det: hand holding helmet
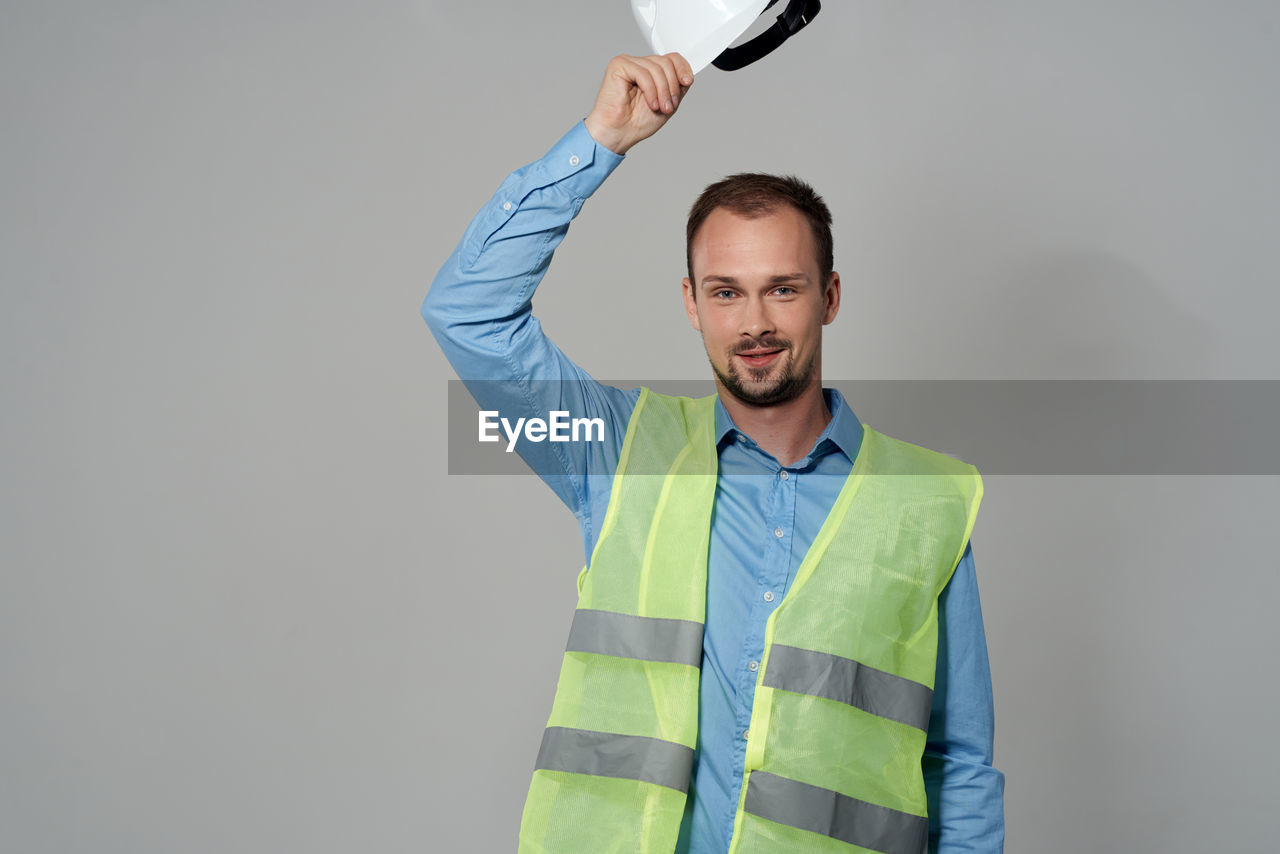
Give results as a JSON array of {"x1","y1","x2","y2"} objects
[{"x1": 583, "y1": 53, "x2": 694, "y2": 156}]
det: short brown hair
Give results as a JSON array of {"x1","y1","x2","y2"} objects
[{"x1": 686, "y1": 173, "x2": 834, "y2": 288}]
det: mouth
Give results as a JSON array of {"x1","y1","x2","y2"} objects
[{"x1": 735, "y1": 348, "x2": 785, "y2": 369}]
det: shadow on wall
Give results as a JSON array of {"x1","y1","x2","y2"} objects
[{"x1": 973, "y1": 249, "x2": 1218, "y2": 378}]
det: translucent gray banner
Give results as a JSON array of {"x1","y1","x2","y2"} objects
[{"x1": 445, "y1": 380, "x2": 1280, "y2": 475}]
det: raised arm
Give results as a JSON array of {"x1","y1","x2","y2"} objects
[{"x1": 422, "y1": 54, "x2": 694, "y2": 524}]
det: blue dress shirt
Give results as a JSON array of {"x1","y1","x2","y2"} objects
[{"x1": 423, "y1": 121, "x2": 1005, "y2": 853}]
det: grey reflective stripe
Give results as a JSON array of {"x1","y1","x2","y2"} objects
[
  {"x1": 744, "y1": 771, "x2": 928, "y2": 854},
  {"x1": 763, "y1": 644, "x2": 934, "y2": 732},
  {"x1": 534, "y1": 726, "x2": 694, "y2": 793},
  {"x1": 565, "y1": 609, "x2": 703, "y2": 667}
]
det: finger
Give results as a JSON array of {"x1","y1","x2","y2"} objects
[
  {"x1": 649, "y1": 54, "x2": 684, "y2": 109},
  {"x1": 617, "y1": 55, "x2": 661, "y2": 112},
  {"x1": 633, "y1": 55, "x2": 676, "y2": 114},
  {"x1": 669, "y1": 52, "x2": 695, "y2": 89},
  {"x1": 629, "y1": 56, "x2": 672, "y2": 113}
]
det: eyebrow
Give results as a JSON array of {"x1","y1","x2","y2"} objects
[{"x1": 700, "y1": 273, "x2": 810, "y2": 287}]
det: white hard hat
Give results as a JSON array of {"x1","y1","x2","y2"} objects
[{"x1": 631, "y1": 0, "x2": 821, "y2": 73}]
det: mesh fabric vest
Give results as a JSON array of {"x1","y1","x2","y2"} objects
[{"x1": 518, "y1": 389, "x2": 982, "y2": 854}]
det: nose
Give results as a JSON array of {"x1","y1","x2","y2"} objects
[{"x1": 741, "y1": 294, "x2": 776, "y2": 340}]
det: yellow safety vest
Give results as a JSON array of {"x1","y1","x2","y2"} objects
[{"x1": 518, "y1": 389, "x2": 982, "y2": 854}]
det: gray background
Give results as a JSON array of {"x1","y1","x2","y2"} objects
[{"x1": 3, "y1": 1, "x2": 1277, "y2": 851}]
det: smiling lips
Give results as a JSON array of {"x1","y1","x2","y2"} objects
[{"x1": 735, "y1": 348, "x2": 785, "y2": 368}]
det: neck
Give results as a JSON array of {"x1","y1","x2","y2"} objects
[{"x1": 717, "y1": 379, "x2": 832, "y2": 467}]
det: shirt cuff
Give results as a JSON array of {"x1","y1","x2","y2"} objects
[{"x1": 531, "y1": 120, "x2": 625, "y2": 200}]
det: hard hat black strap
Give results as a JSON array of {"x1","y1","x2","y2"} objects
[{"x1": 711, "y1": 0, "x2": 821, "y2": 71}]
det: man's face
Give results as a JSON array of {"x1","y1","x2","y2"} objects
[{"x1": 683, "y1": 205, "x2": 840, "y2": 406}]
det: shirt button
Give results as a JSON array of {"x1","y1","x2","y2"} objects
[
  {"x1": 773, "y1": 527, "x2": 784, "y2": 539},
  {"x1": 743, "y1": 730, "x2": 750, "y2": 740},
  {"x1": 502, "y1": 202, "x2": 512, "y2": 211},
  {"x1": 568, "y1": 154, "x2": 580, "y2": 166},
  {"x1": 779, "y1": 470, "x2": 789, "y2": 481},
  {"x1": 748, "y1": 660, "x2": 759, "y2": 672},
  {"x1": 736, "y1": 433, "x2": 747, "y2": 444},
  {"x1": 763, "y1": 591, "x2": 775, "y2": 603}
]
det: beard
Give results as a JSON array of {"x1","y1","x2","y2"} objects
[{"x1": 712, "y1": 335, "x2": 817, "y2": 406}]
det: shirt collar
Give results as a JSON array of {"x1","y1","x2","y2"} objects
[{"x1": 714, "y1": 388, "x2": 864, "y2": 465}]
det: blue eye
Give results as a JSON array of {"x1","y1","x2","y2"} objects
[{"x1": 713, "y1": 289, "x2": 736, "y2": 300}]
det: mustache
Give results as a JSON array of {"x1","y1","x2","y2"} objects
[{"x1": 731, "y1": 336, "x2": 792, "y2": 356}]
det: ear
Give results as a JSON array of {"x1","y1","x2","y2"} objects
[
  {"x1": 682, "y1": 277, "x2": 702, "y2": 332},
  {"x1": 822, "y1": 271, "x2": 841, "y2": 325}
]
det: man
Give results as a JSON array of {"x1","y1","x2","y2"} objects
[{"x1": 424, "y1": 54, "x2": 1004, "y2": 853}]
